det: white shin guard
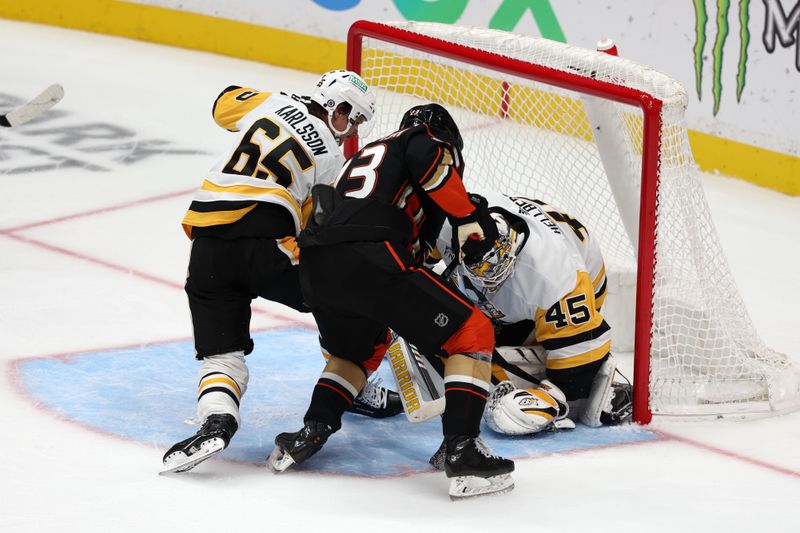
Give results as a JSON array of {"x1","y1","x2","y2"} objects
[{"x1": 196, "y1": 350, "x2": 249, "y2": 426}]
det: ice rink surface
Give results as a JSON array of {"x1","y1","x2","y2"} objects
[{"x1": 1, "y1": 19, "x2": 799, "y2": 533}]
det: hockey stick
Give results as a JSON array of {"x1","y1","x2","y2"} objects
[
  {"x1": 0, "y1": 84, "x2": 64, "y2": 128},
  {"x1": 386, "y1": 332, "x2": 445, "y2": 422},
  {"x1": 491, "y1": 347, "x2": 542, "y2": 386},
  {"x1": 441, "y1": 255, "x2": 460, "y2": 279}
]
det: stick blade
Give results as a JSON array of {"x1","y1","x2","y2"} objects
[{"x1": 4, "y1": 84, "x2": 64, "y2": 127}]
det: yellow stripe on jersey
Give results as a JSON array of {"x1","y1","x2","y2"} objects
[
  {"x1": 593, "y1": 264, "x2": 607, "y2": 309},
  {"x1": 199, "y1": 179, "x2": 286, "y2": 197},
  {"x1": 544, "y1": 340, "x2": 611, "y2": 370},
  {"x1": 300, "y1": 196, "x2": 314, "y2": 230},
  {"x1": 182, "y1": 203, "x2": 257, "y2": 236},
  {"x1": 534, "y1": 271, "x2": 611, "y2": 370},
  {"x1": 592, "y1": 265, "x2": 606, "y2": 292},
  {"x1": 535, "y1": 272, "x2": 604, "y2": 340},
  {"x1": 213, "y1": 87, "x2": 271, "y2": 132},
  {"x1": 194, "y1": 179, "x2": 301, "y2": 221},
  {"x1": 277, "y1": 236, "x2": 300, "y2": 265}
]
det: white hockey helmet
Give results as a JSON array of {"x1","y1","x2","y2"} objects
[
  {"x1": 461, "y1": 212, "x2": 524, "y2": 291},
  {"x1": 311, "y1": 69, "x2": 376, "y2": 140}
]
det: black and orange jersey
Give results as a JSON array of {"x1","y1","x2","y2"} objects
[
  {"x1": 334, "y1": 125, "x2": 475, "y2": 262},
  {"x1": 182, "y1": 87, "x2": 344, "y2": 240}
]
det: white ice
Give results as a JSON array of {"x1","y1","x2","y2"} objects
[{"x1": 1, "y1": 19, "x2": 799, "y2": 533}]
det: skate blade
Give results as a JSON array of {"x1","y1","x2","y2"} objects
[
  {"x1": 449, "y1": 474, "x2": 515, "y2": 501},
  {"x1": 159, "y1": 438, "x2": 225, "y2": 475},
  {"x1": 265, "y1": 446, "x2": 296, "y2": 473}
]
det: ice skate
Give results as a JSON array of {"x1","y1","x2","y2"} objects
[
  {"x1": 600, "y1": 382, "x2": 633, "y2": 425},
  {"x1": 428, "y1": 438, "x2": 446, "y2": 471},
  {"x1": 266, "y1": 420, "x2": 334, "y2": 473},
  {"x1": 348, "y1": 377, "x2": 403, "y2": 418},
  {"x1": 160, "y1": 413, "x2": 238, "y2": 474},
  {"x1": 444, "y1": 435, "x2": 515, "y2": 500}
]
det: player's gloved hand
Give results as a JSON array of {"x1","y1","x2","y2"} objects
[
  {"x1": 451, "y1": 193, "x2": 498, "y2": 264},
  {"x1": 456, "y1": 221, "x2": 485, "y2": 258}
]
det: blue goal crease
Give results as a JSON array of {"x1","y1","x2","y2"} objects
[{"x1": 15, "y1": 327, "x2": 659, "y2": 478}]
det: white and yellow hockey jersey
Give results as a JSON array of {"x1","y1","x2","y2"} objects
[
  {"x1": 436, "y1": 190, "x2": 610, "y2": 375},
  {"x1": 182, "y1": 87, "x2": 345, "y2": 241}
]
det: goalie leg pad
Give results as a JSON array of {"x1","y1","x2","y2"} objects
[
  {"x1": 579, "y1": 354, "x2": 616, "y2": 427},
  {"x1": 387, "y1": 334, "x2": 446, "y2": 423}
]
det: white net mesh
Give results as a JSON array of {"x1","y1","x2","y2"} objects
[{"x1": 352, "y1": 21, "x2": 800, "y2": 419}]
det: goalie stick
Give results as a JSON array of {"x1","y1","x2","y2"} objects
[
  {"x1": 387, "y1": 333, "x2": 445, "y2": 422},
  {"x1": 0, "y1": 84, "x2": 64, "y2": 128}
]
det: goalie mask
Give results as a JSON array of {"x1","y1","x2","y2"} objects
[
  {"x1": 461, "y1": 212, "x2": 524, "y2": 292},
  {"x1": 399, "y1": 103, "x2": 463, "y2": 151},
  {"x1": 311, "y1": 69, "x2": 376, "y2": 140}
]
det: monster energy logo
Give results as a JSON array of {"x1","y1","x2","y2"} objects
[{"x1": 694, "y1": 0, "x2": 800, "y2": 115}]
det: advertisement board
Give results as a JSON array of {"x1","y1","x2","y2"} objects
[{"x1": 2, "y1": 0, "x2": 798, "y2": 191}]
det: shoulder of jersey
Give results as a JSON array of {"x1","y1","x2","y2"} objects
[
  {"x1": 372, "y1": 124, "x2": 444, "y2": 146},
  {"x1": 212, "y1": 86, "x2": 272, "y2": 132},
  {"x1": 482, "y1": 191, "x2": 582, "y2": 266}
]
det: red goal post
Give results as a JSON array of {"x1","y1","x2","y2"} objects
[{"x1": 345, "y1": 20, "x2": 800, "y2": 423}]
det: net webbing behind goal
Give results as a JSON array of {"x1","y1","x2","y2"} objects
[{"x1": 346, "y1": 20, "x2": 800, "y2": 422}]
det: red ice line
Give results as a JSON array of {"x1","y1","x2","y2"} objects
[
  {"x1": 0, "y1": 188, "x2": 308, "y2": 325},
  {"x1": 5, "y1": 188, "x2": 799, "y2": 481},
  {"x1": 654, "y1": 429, "x2": 800, "y2": 479}
]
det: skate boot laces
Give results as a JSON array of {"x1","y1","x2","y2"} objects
[
  {"x1": 473, "y1": 436, "x2": 502, "y2": 460},
  {"x1": 358, "y1": 377, "x2": 390, "y2": 408},
  {"x1": 448, "y1": 435, "x2": 501, "y2": 462}
]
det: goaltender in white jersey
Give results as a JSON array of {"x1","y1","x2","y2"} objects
[{"x1": 434, "y1": 189, "x2": 630, "y2": 436}]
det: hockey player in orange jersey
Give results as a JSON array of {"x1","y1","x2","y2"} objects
[{"x1": 266, "y1": 104, "x2": 516, "y2": 500}]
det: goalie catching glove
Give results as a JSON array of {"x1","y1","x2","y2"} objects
[{"x1": 484, "y1": 380, "x2": 574, "y2": 435}]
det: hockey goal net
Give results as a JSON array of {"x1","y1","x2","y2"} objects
[{"x1": 346, "y1": 20, "x2": 800, "y2": 423}]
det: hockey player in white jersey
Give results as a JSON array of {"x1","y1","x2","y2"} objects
[
  {"x1": 161, "y1": 70, "x2": 396, "y2": 474},
  {"x1": 433, "y1": 190, "x2": 631, "y2": 437}
]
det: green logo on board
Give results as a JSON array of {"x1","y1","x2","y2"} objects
[
  {"x1": 693, "y1": 0, "x2": 800, "y2": 115},
  {"x1": 349, "y1": 74, "x2": 369, "y2": 93}
]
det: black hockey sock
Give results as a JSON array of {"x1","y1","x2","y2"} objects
[
  {"x1": 303, "y1": 377, "x2": 355, "y2": 431},
  {"x1": 442, "y1": 388, "x2": 487, "y2": 438}
]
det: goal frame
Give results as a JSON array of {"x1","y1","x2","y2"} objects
[{"x1": 346, "y1": 20, "x2": 664, "y2": 424}]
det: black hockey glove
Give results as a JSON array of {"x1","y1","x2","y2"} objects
[{"x1": 449, "y1": 193, "x2": 498, "y2": 267}]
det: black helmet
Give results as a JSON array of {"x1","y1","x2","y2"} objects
[{"x1": 399, "y1": 103, "x2": 463, "y2": 151}]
